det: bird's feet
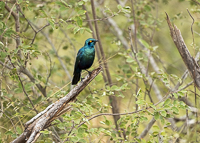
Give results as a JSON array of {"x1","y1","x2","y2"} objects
[
  {"x1": 85, "y1": 69, "x2": 92, "y2": 76},
  {"x1": 81, "y1": 77, "x2": 84, "y2": 81}
]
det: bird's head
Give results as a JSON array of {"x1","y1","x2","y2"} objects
[{"x1": 84, "y1": 38, "x2": 98, "y2": 47}]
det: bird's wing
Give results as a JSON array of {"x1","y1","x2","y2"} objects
[{"x1": 73, "y1": 47, "x2": 84, "y2": 74}]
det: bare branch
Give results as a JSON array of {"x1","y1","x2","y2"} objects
[
  {"x1": 166, "y1": 13, "x2": 200, "y2": 91},
  {"x1": 11, "y1": 67, "x2": 102, "y2": 143},
  {"x1": 138, "y1": 117, "x2": 156, "y2": 139}
]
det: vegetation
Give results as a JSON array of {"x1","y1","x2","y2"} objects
[{"x1": 0, "y1": 0, "x2": 200, "y2": 142}]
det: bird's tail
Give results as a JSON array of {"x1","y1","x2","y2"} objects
[{"x1": 72, "y1": 72, "x2": 81, "y2": 85}]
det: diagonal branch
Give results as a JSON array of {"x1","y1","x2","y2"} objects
[
  {"x1": 138, "y1": 117, "x2": 156, "y2": 139},
  {"x1": 11, "y1": 67, "x2": 102, "y2": 143},
  {"x1": 19, "y1": 66, "x2": 47, "y2": 97},
  {"x1": 166, "y1": 13, "x2": 200, "y2": 91},
  {"x1": 0, "y1": 60, "x2": 47, "y2": 97}
]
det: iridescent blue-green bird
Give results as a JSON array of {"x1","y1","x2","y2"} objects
[{"x1": 72, "y1": 38, "x2": 98, "y2": 85}]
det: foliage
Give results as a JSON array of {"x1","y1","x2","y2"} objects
[{"x1": 0, "y1": 0, "x2": 200, "y2": 142}]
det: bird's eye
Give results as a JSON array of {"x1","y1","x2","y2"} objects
[{"x1": 90, "y1": 40, "x2": 92, "y2": 43}]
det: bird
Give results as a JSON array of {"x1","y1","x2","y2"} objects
[{"x1": 72, "y1": 38, "x2": 98, "y2": 85}]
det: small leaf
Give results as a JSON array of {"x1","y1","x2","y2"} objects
[
  {"x1": 117, "y1": 5, "x2": 122, "y2": 10},
  {"x1": 39, "y1": 9, "x2": 48, "y2": 17},
  {"x1": 78, "y1": 1, "x2": 84, "y2": 5},
  {"x1": 144, "y1": 5, "x2": 151, "y2": 11},
  {"x1": 40, "y1": 130, "x2": 51, "y2": 135},
  {"x1": 160, "y1": 111, "x2": 167, "y2": 117},
  {"x1": 48, "y1": 19, "x2": 55, "y2": 29},
  {"x1": 73, "y1": 27, "x2": 80, "y2": 34},
  {"x1": 78, "y1": 128, "x2": 84, "y2": 134},
  {"x1": 78, "y1": 10, "x2": 86, "y2": 15},
  {"x1": 56, "y1": 0, "x2": 72, "y2": 8},
  {"x1": 154, "y1": 112, "x2": 159, "y2": 120},
  {"x1": 5, "y1": 130, "x2": 13, "y2": 135},
  {"x1": 152, "y1": 131, "x2": 159, "y2": 137},
  {"x1": 164, "y1": 98, "x2": 171, "y2": 105},
  {"x1": 172, "y1": 107, "x2": 179, "y2": 113},
  {"x1": 84, "y1": 28, "x2": 92, "y2": 33},
  {"x1": 63, "y1": 45, "x2": 68, "y2": 50},
  {"x1": 76, "y1": 17, "x2": 82, "y2": 27},
  {"x1": 66, "y1": 24, "x2": 74, "y2": 29},
  {"x1": 16, "y1": 126, "x2": 22, "y2": 134},
  {"x1": 0, "y1": 1, "x2": 5, "y2": 10},
  {"x1": 139, "y1": 39, "x2": 150, "y2": 49},
  {"x1": 173, "y1": 93, "x2": 178, "y2": 99},
  {"x1": 126, "y1": 57, "x2": 134, "y2": 63},
  {"x1": 150, "y1": 104, "x2": 156, "y2": 110},
  {"x1": 0, "y1": 51, "x2": 7, "y2": 59},
  {"x1": 71, "y1": 136, "x2": 79, "y2": 142}
]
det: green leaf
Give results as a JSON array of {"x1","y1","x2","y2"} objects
[
  {"x1": 79, "y1": 139, "x2": 87, "y2": 143},
  {"x1": 111, "y1": 85, "x2": 120, "y2": 91},
  {"x1": 78, "y1": 128, "x2": 85, "y2": 134},
  {"x1": 16, "y1": 126, "x2": 22, "y2": 134},
  {"x1": 80, "y1": 28, "x2": 84, "y2": 34},
  {"x1": 71, "y1": 136, "x2": 79, "y2": 142},
  {"x1": 144, "y1": 5, "x2": 151, "y2": 11},
  {"x1": 150, "y1": 104, "x2": 156, "y2": 110},
  {"x1": 160, "y1": 116, "x2": 165, "y2": 124},
  {"x1": 173, "y1": 93, "x2": 178, "y2": 99},
  {"x1": 17, "y1": 0, "x2": 23, "y2": 4},
  {"x1": 152, "y1": 46, "x2": 158, "y2": 51},
  {"x1": 73, "y1": 27, "x2": 80, "y2": 34},
  {"x1": 126, "y1": 57, "x2": 134, "y2": 63},
  {"x1": 0, "y1": 2, "x2": 5, "y2": 10},
  {"x1": 4, "y1": 28, "x2": 15, "y2": 37},
  {"x1": 117, "y1": 5, "x2": 122, "y2": 10},
  {"x1": 78, "y1": 10, "x2": 86, "y2": 15},
  {"x1": 105, "y1": 119, "x2": 111, "y2": 126},
  {"x1": 172, "y1": 107, "x2": 179, "y2": 113},
  {"x1": 160, "y1": 111, "x2": 167, "y2": 117},
  {"x1": 136, "y1": 99, "x2": 145, "y2": 105},
  {"x1": 76, "y1": 16, "x2": 82, "y2": 27},
  {"x1": 139, "y1": 39, "x2": 150, "y2": 49},
  {"x1": 164, "y1": 98, "x2": 171, "y2": 105},
  {"x1": 152, "y1": 125, "x2": 160, "y2": 131},
  {"x1": 154, "y1": 112, "x2": 159, "y2": 120},
  {"x1": 67, "y1": 24, "x2": 74, "y2": 29},
  {"x1": 63, "y1": 45, "x2": 68, "y2": 50},
  {"x1": 5, "y1": 130, "x2": 13, "y2": 135},
  {"x1": 84, "y1": 28, "x2": 92, "y2": 33},
  {"x1": 78, "y1": 1, "x2": 84, "y2": 5},
  {"x1": 122, "y1": 7, "x2": 131, "y2": 14},
  {"x1": 0, "y1": 51, "x2": 7, "y2": 59},
  {"x1": 152, "y1": 131, "x2": 159, "y2": 137},
  {"x1": 40, "y1": 130, "x2": 51, "y2": 134},
  {"x1": 39, "y1": 9, "x2": 48, "y2": 18}
]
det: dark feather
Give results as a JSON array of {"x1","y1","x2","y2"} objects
[{"x1": 72, "y1": 72, "x2": 81, "y2": 85}]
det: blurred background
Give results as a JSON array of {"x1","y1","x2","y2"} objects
[{"x1": 0, "y1": 0, "x2": 200, "y2": 142}]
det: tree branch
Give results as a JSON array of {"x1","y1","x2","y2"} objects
[
  {"x1": 11, "y1": 67, "x2": 102, "y2": 143},
  {"x1": 138, "y1": 117, "x2": 156, "y2": 139},
  {"x1": 166, "y1": 13, "x2": 200, "y2": 91}
]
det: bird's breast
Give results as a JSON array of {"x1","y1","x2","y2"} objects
[
  {"x1": 84, "y1": 48, "x2": 95, "y2": 56},
  {"x1": 78, "y1": 48, "x2": 95, "y2": 70}
]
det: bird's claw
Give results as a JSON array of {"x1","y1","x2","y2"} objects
[{"x1": 85, "y1": 69, "x2": 92, "y2": 76}]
